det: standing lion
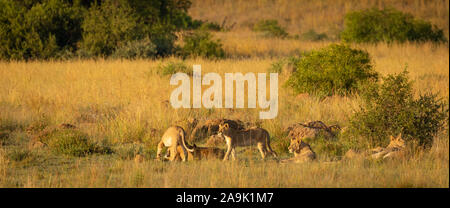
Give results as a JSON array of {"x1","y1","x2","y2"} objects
[{"x1": 217, "y1": 123, "x2": 277, "y2": 161}]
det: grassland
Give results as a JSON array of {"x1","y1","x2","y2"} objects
[{"x1": 0, "y1": 0, "x2": 449, "y2": 187}]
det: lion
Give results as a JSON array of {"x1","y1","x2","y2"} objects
[
  {"x1": 156, "y1": 126, "x2": 194, "y2": 162},
  {"x1": 371, "y1": 134, "x2": 406, "y2": 159},
  {"x1": 281, "y1": 137, "x2": 316, "y2": 163},
  {"x1": 217, "y1": 123, "x2": 277, "y2": 161},
  {"x1": 170, "y1": 145, "x2": 225, "y2": 161}
]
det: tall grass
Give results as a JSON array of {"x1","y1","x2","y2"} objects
[
  {"x1": 0, "y1": 41, "x2": 448, "y2": 187},
  {"x1": 0, "y1": 0, "x2": 448, "y2": 187},
  {"x1": 189, "y1": 0, "x2": 449, "y2": 37}
]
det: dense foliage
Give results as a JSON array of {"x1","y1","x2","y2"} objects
[
  {"x1": 252, "y1": 19, "x2": 289, "y2": 38},
  {"x1": 0, "y1": 0, "x2": 213, "y2": 60},
  {"x1": 349, "y1": 71, "x2": 448, "y2": 148},
  {"x1": 341, "y1": 8, "x2": 447, "y2": 44},
  {"x1": 285, "y1": 44, "x2": 378, "y2": 97}
]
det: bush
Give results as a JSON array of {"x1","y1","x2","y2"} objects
[
  {"x1": 0, "y1": 0, "x2": 84, "y2": 60},
  {"x1": 112, "y1": 38, "x2": 157, "y2": 59},
  {"x1": 285, "y1": 44, "x2": 378, "y2": 97},
  {"x1": 252, "y1": 19, "x2": 289, "y2": 38},
  {"x1": 303, "y1": 136, "x2": 345, "y2": 158},
  {"x1": 349, "y1": 70, "x2": 448, "y2": 148},
  {"x1": 200, "y1": 22, "x2": 223, "y2": 31},
  {"x1": 179, "y1": 30, "x2": 225, "y2": 59},
  {"x1": 267, "y1": 56, "x2": 301, "y2": 74},
  {"x1": 80, "y1": 0, "x2": 140, "y2": 57},
  {"x1": 157, "y1": 61, "x2": 192, "y2": 76},
  {"x1": 341, "y1": 8, "x2": 447, "y2": 44},
  {"x1": 41, "y1": 129, "x2": 108, "y2": 157},
  {"x1": 0, "y1": 0, "x2": 196, "y2": 60},
  {"x1": 7, "y1": 149, "x2": 34, "y2": 162},
  {"x1": 300, "y1": 29, "x2": 328, "y2": 41}
]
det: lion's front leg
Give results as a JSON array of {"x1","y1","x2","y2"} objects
[{"x1": 223, "y1": 145, "x2": 232, "y2": 161}]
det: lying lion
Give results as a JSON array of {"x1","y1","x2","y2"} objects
[
  {"x1": 280, "y1": 137, "x2": 316, "y2": 163},
  {"x1": 344, "y1": 134, "x2": 407, "y2": 160},
  {"x1": 370, "y1": 134, "x2": 406, "y2": 159},
  {"x1": 217, "y1": 123, "x2": 277, "y2": 161}
]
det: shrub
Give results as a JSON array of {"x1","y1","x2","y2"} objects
[
  {"x1": 285, "y1": 44, "x2": 378, "y2": 97},
  {"x1": 200, "y1": 22, "x2": 223, "y2": 31},
  {"x1": 0, "y1": 0, "x2": 196, "y2": 60},
  {"x1": 303, "y1": 136, "x2": 345, "y2": 158},
  {"x1": 341, "y1": 8, "x2": 447, "y2": 44},
  {"x1": 80, "y1": 0, "x2": 140, "y2": 57},
  {"x1": 267, "y1": 56, "x2": 301, "y2": 74},
  {"x1": 157, "y1": 61, "x2": 192, "y2": 76},
  {"x1": 179, "y1": 30, "x2": 225, "y2": 59},
  {"x1": 252, "y1": 19, "x2": 289, "y2": 38},
  {"x1": 349, "y1": 70, "x2": 448, "y2": 148},
  {"x1": 300, "y1": 29, "x2": 328, "y2": 41},
  {"x1": 7, "y1": 149, "x2": 34, "y2": 162},
  {"x1": 41, "y1": 129, "x2": 108, "y2": 157},
  {"x1": 0, "y1": 0, "x2": 84, "y2": 60},
  {"x1": 112, "y1": 38, "x2": 157, "y2": 59}
]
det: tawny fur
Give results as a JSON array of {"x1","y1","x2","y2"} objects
[
  {"x1": 217, "y1": 123, "x2": 277, "y2": 161},
  {"x1": 281, "y1": 138, "x2": 316, "y2": 163},
  {"x1": 171, "y1": 145, "x2": 225, "y2": 161},
  {"x1": 370, "y1": 134, "x2": 406, "y2": 159},
  {"x1": 156, "y1": 126, "x2": 194, "y2": 162}
]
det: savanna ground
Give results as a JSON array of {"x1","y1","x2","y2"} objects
[{"x1": 0, "y1": 0, "x2": 449, "y2": 187}]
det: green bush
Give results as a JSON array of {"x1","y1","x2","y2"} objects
[
  {"x1": 80, "y1": 0, "x2": 140, "y2": 57},
  {"x1": 252, "y1": 19, "x2": 289, "y2": 38},
  {"x1": 200, "y1": 21, "x2": 223, "y2": 31},
  {"x1": 0, "y1": 0, "x2": 84, "y2": 60},
  {"x1": 349, "y1": 70, "x2": 448, "y2": 148},
  {"x1": 341, "y1": 8, "x2": 447, "y2": 44},
  {"x1": 303, "y1": 136, "x2": 345, "y2": 158},
  {"x1": 42, "y1": 129, "x2": 108, "y2": 157},
  {"x1": 7, "y1": 149, "x2": 35, "y2": 162},
  {"x1": 112, "y1": 38, "x2": 157, "y2": 59},
  {"x1": 300, "y1": 29, "x2": 328, "y2": 41},
  {"x1": 267, "y1": 56, "x2": 301, "y2": 74},
  {"x1": 0, "y1": 0, "x2": 195, "y2": 60},
  {"x1": 179, "y1": 30, "x2": 225, "y2": 59},
  {"x1": 285, "y1": 44, "x2": 378, "y2": 97},
  {"x1": 157, "y1": 61, "x2": 192, "y2": 76}
]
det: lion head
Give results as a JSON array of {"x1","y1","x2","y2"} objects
[
  {"x1": 387, "y1": 133, "x2": 406, "y2": 149},
  {"x1": 217, "y1": 123, "x2": 231, "y2": 137},
  {"x1": 288, "y1": 137, "x2": 310, "y2": 154}
]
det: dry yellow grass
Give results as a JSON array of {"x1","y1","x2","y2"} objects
[
  {"x1": 0, "y1": 0, "x2": 448, "y2": 188},
  {"x1": 2, "y1": 137, "x2": 448, "y2": 188},
  {"x1": 0, "y1": 41, "x2": 448, "y2": 187},
  {"x1": 190, "y1": 0, "x2": 450, "y2": 37}
]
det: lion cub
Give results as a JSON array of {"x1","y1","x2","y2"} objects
[
  {"x1": 217, "y1": 123, "x2": 277, "y2": 161},
  {"x1": 171, "y1": 145, "x2": 225, "y2": 161},
  {"x1": 281, "y1": 137, "x2": 316, "y2": 163}
]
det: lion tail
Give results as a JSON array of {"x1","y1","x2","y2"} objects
[{"x1": 180, "y1": 129, "x2": 194, "y2": 153}]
